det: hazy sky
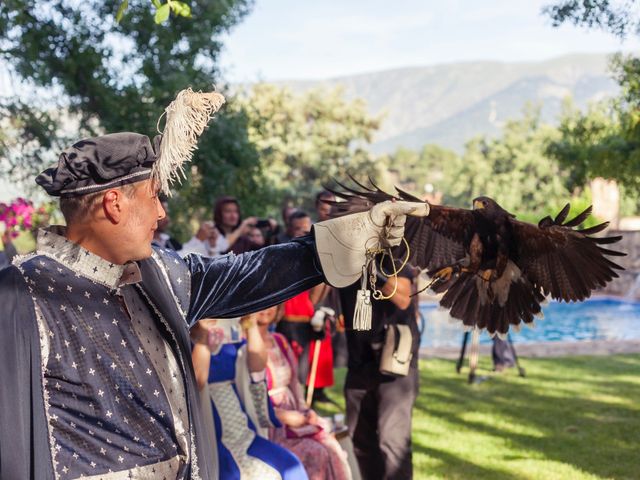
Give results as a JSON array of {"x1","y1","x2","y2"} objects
[{"x1": 219, "y1": 0, "x2": 640, "y2": 82}]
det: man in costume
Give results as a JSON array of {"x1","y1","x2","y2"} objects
[{"x1": 0, "y1": 88, "x2": 426, "y2": 479}]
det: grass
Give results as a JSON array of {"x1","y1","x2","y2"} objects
[{"x1": 315, "y1": 355, "x2": 640, "y2": 480}]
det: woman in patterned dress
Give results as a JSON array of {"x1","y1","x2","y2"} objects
[
  {"x1": 192, "y1": 316, "x2": 308, "y2": 480},
  {"x1": 257, "y1": 306, "x2": 352, "y2": 480}
]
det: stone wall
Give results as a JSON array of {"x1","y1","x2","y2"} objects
[{"x1": 599, "y1": 230, "x2": 640, "y2": 299}]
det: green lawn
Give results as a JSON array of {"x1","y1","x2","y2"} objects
[{"x1": 316, "y1": 355, "x2": 640, "y2": 480}]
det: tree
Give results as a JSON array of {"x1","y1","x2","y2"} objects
[
  {"x1": 441, "y1": 107, "x2": 585, "y2": 222},
  {"x1": 0, "y1": 0, "x2": 266, "y2": 240},
  {"x1": 234, "y1": 84, "x2": 381, "y2": 214},
  {"x1": 544, "y1": 1, "x2": 640, "y2": 198},
  {"x1": 543, "y1": 0, "x2": 640, "y2": 39}
]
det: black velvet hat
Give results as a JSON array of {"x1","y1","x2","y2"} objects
[
  {"x1": 36, "y1": 88, "x2": 226, "y2": 198},
  {"x1": 36, "y1": 133, "x2": 160, "y2": 197}
]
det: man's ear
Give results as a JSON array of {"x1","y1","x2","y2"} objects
[{"x1": 103, "y1": 189, "x2": 123, "y2": 224}]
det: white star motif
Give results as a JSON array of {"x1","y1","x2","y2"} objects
[
  {"x1": 89, "y1": 368, "x2": 95, "y2": 375},
  {"x1": 48, "y1": 330, "x2": 54, "y2": 338},
  {"x1": 80, "y1": 346, "x2": 86, "y2": 354},
  {"x1": 120, "y1": 339, "x2": 127, "y2": 348},
  {"x1": 115, "y1": 396, "x2": 120, "y2": 404},
  {"x1": 96, "y1": 353, "x2": 101, "y2": 360},
  {"x1": 67, "y1": 285, "x2": 72, "y2": 292},
  {"x1": 146, "y1": 368, "x2": 152, "y2": 375},
  {"x1": 55, "y1": 353, "x2": 61, "y2": 361},
  {"x1": 176, "y1": 277, "x2": 182, "y2": 284},
  {"x1": 106, "y1": 410, "x2": 112, "y2": 418},
  {"x1": 100, "y1": 447, "x2": 106, "y2": 455},
  {"x1": 94, "y1": 312, "x2": 101, "y2": 319},
  {"x1": 90, "y1": 461, "x2": 96, "y2": 468},
  {"x1": 124, "y1": 446, "x2": 129, "y2": 452},
  {"x1": 77, "y1": 305, "x2": 83, "y2": 312},
  {"x1": 51, "y1": 414, "x2": 58, "y2": 421},
  {"x1": 137, "y1": 347, "x2": 144, "y2": 355},
  {"x1": 35, "y1": 268, "x2": 41, "y2": 274},
  {"x1": 127, "y1": 393, "x2": 133, "y2": 399},
  {"x1": 159, "y1": 411, "x2": 165, "y2": 418},
  {"x1": 62, "y1": 466, "x2": 68, "y2": 474},
  {"x1": 150, "y1": 441, "x2": 155, "y2": 448},
  {"x1": 103, "y1": 298, "x2": 109, "y2": 305},
  {"x1": 98, "y1": 389, "x2": 104, "y2": 397},
  {"x1": 84, "y1": 291, "x2": 91, "y2": 298},
  {"x1": 71, "y1": 362, "x2": 77, "y2": 369},
  {"x1": 59, "y1": 305, "x2": 67, "y2": 312},
  {"x1": 71, "y1": 325, "x2": 78, "y2": 332},
  {"x1": 149, "y1": 416, "x2": 156, "y2": 424},
  {"x1": 70, "y1": 422, "x2": 76, "y2": 428},
  {"x1": 153, "y1": 390, "x2": 159, "y2": 397},
  {"x1": 106, "y1": 438, "x2": 112, "y2": 444},
  {"x1": 55, "y1": 382, "x2": 61, "y2": 390},
  {"x1": 64, "y1": 340, "x2": 70, "y2": 348},
  {"x1": 47, "y1": 286, "x2": 54, "y2": 292},
  {"x1": 110, "y1": 362, "x2": 117, "y2": 370},
  {"x1": 89, "y1": 430, "x2": 94, "y2": 436},
  {"x1": 129, "y1": 361, "x2": 135, "y2": 368},
  {"x1": 104, "y1": 332, "x2": 110, "y2": 340},
  {"x1": 118, "y1": 455, "x2": 124, "y2": 463},
  {"x1": 134, "y1": 436, "x2": 139, "y2": 442},
  {"x1": 112, "y1": 319, "x2": 119, "y2": 326},
  {"x1": 72, "y1": 452, "x2": 79, "y2": 460}
]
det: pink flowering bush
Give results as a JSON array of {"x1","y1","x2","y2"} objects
[{"x1": 0, "y1": 198, "x2": 53, "y2": 238}]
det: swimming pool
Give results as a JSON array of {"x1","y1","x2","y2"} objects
[{"x1": 418, "y1": 298, "x2": 640, "y2": 348}]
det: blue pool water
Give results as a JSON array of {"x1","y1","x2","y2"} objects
[{"x1": 419, "y1": 298, "x2": 640, "y2": 348}]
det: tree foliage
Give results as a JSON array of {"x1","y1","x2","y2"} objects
[
  {"x1": 544, "y1": 2, "x2": 640, "y2": 200},
  {"x1": 380, "y1": 108, "x2": 595, "y2": 222},
  {"x1": 0, "y1": 0, "x2": 267, "y2": 237},
  {"x1": 543, "y1": 0, "x2": 640, "y2": 38},
  {"x1": 234, "y1": 84, "x2": 381, "y2": 214}
]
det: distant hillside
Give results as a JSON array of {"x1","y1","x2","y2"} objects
[{"x1": 269, "y1": 53, "x2": 620, "y2": 153}]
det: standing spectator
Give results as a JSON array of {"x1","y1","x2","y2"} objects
[
  {"x1": 339, "y1": 259, "x2": 420, "y2": 480},
  {"x1": 275, "y1": 205, "x2": 300, "y2": 244},
  {"x1": 314, "y1": 191, "x2": 348, "y2": 369},
  {"x1": 492, "y1": 337, "x2": 516, "y2": 372},
  {"x1": 181, "y1": 196, "x2": 256, "y2": 256},
  {"x1": 152, "y1": 199, "x2": 182, "y2": 251},
  {"x1": 314, "y1": 191, "x2": 334, "y2": 222}
]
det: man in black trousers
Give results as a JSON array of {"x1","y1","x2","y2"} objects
[{"x1": 339, "y1": 261, "x2": 420, "y2": 480}]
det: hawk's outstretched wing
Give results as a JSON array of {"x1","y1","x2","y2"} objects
[{"x1": 510, "y1": 205, "x2": 625, "y2": 302}]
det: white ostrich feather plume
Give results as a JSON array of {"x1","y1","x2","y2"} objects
[{"x1": 154, "y1": 88, "x2": 226, "y2": 195}]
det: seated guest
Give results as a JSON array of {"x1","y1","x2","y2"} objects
[
  {"x1": 192, "y1": 315, "x2": 308, "y2": 480},
  {"x1": 256, "y1": 306, "x2": 352, "y2": 480}
]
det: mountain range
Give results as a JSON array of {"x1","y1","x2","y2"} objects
[{"x1": 271, "y1": 53, "x2": 621, "y2": 154}]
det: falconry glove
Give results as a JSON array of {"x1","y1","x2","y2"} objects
[{"x1": 314, "y1": 200, "x2": 429, "y2": 288}]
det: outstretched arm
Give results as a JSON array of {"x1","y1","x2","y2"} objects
[{"x1": 185, "y1": 235, "x2": 323, "y2": 326}]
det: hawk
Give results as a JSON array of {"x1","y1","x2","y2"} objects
[{"x1": 327, "y1": 179, "x2": 625, "y2": 336}]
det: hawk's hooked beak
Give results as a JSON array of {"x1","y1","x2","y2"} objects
[{"x1": 473, "y1": 200, "x2": 484, "y2": 210}]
